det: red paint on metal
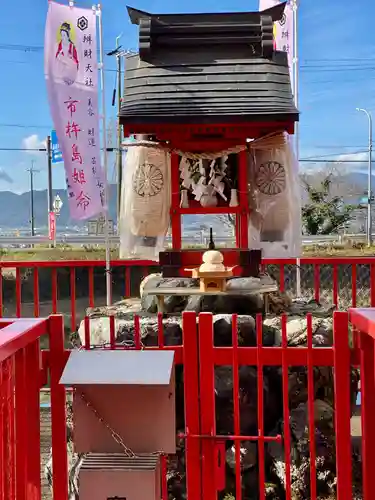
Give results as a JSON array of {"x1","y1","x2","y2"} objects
[
  {"x1": 125, "y1": 266, "x2": 131, "y2": 297},
  {"x1": 333, "y1": 311, "x2": 352, "y2": 498},
  {"x1": 134, "y1": 314, "x2": 141, "y2": 350},
  {"x1": 231, "y1": 314, "x2": 242, "y2": 500},
  {"x1": 358, "y1": 322, "x2": 375, "y2": 499},
  {"x1": 332, "y1": 264, "x2": 338, "y2": 307},
  {"x1": 238, "y1": 150, "x2": 249, "y2": 249},
  {"x1": 16, "y1": 268, "x2": 21, "y2": 318},
  {"x1": 214, "y1": 440, "x2": 226, "y2": 492},
  {"x1": 84, "y1": 316, "x2": 90, "y2": 350},
  {"x1": 70, "y1": 268, "x2": 76, "y2": 333},
  {"x1": 314, "y1": 264, "x2": 320, "y2": 302},
  {"x1": 33, "y1": 268, "x2": 40, "y2": 318},
  {"x1": 49, "y1": 315, "x2": 68, "y2": 500},
  {"x1": 371, "y1": 264, "x2": 375, "y2": 306},
  {"x1": 25, "y1": 340, "x2": 41, "y2": 499},
  {"x1": 182, "y1": 312, "x2": 201, "y2": 500},
  {"x1": 350, "y1": 308, "x2": 375, "y2": 340},
  {"x1": 0, "y1": 270, "x2": 3, "y2": 318},
  {"x1": 88, "y1": 266, "x2": 95, "y2": 308},
  {"x1": 256, "y1": 314, "x2": 265, "y2": 500},
  {"x1": 281, "y1": 314, "x2": 292, "y2": 497},
  {"x1": 51, "y1": 268, "x2": 58, "y2": 314},
  {"x1": 15, "y1": 348, "x2": 27, "y2": 499},
  {"x1": 3, "y1": 283, "x2": 375, "y2": 498},
  {"x1": 160, "y1": 454, "x2": 168, "y2": 500},
  {"x1": 122, "y1": 122, "x2": 295, "y2": 149},
  {"x1": 170, "y1": 153, "x2": 182, "y2": 250},
  {"x1": 157, "y1": 312, "x2": 164, "y2": 347},
  {"x1": 307, "y1": 314, "x2": 317, "y2": 499},
  {"x1": 109, "y1": 315, "x2": 116, "y2": 349},
  {"x1": 351, "y1": 264, "x2": 357, "y2": 308},
  {"x1": 198, "y1": 313, "x2": 216, "y2": 500}
]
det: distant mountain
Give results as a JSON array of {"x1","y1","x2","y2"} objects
[
  {"x1": 0, "y1": 185, "x2": 118, "y2": 229},
  {"x1": 0, "y1": 171, "x2": 372, "y2": 230}
]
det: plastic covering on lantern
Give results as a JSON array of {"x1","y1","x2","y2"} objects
[
  {"x1": 119, "y1": 145, "x2": 171, "y2": 261},
  {"x1": 247, "y1": 132, "x2": 302, "y2": 258}
]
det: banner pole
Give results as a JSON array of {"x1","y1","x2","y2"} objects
[
  {"x1": 293, "y1": 0, "x2": 301, "y2": 298},
  {"x1": 97, "y1": 3, "x2": 112, "y2": 306}
]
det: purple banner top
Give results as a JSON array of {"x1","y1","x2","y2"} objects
[{"x1": 44, "y1": 1, "x2": 107, "y2": 220}]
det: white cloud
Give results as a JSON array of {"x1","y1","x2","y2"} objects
[
  {"x1": 332, "y1": 152, "x2": 369, "y2": 174},
  {"x1": 0, "y1": 168, "x2": 13, "y2": 184},
  {"x1": 22, "y1": 134, "x2": 47, "y2": 155},
  {"x1": 300, "y1": 151, "x2": 369, "y2": 176}
]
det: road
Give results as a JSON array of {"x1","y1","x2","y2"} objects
[{"x1": 0, "y1": 233, "x2": 372, "y2": 247}]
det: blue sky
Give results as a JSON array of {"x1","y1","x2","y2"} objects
[{"x1": 0, "y1": 0, "x2": 374, "y2": 192}]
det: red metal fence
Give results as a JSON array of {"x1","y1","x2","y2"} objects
[
  {"x1": 2, "y1": 257, "x2": 375, "y2": 330},
  {"x1": 0, "y1": 309, "x2": 372, "y2": 499}
]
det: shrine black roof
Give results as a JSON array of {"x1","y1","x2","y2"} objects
[{"x1": 119, "y1": 4, "x2": 299, "y2": 126}]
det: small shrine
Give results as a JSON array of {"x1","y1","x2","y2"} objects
[
  {"x1": 118, "y1": 2, "x2": 301, "y2": 269},
  {"x1": 188, "y1": 249, "x2": 234, "y2": 292}
]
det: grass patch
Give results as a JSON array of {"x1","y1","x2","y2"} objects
[{"x1": 0, "y1": 241, "x2": 375, "y2": 261}]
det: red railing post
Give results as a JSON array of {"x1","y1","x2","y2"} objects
[
  {"x1": 198, "y1": 313, "x2": 216, "y2": 500},
  {"x1": 14, "y1": 348, "x2": 27, "y2": 500},
  {"x1": 2, "y1": 358, "x2": 15, "y2": 500},
  {"x1": 49, "y1": 314, "x2": 68, "y2": 500},
  {"x1": 359, "y1": 328, "x2": 375, "y2": 498},
  {"x1": 25, "y1": 340, "x2": 41, "y2": 500},
  {"x1": 182, "y1": 312, "x2": 202, "y2": 500},
  {"x1": 333, "y1": 311, "x2": 352, "y2": 499}
]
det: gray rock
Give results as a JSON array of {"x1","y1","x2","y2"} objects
[
  {"x1": 226, "y1": 441, "x2": 257, "y2": 471},
  {"x1": 86, "y1": 298, "x2": 142, "y2": 318},
  {"x1": 185, "y1": 294, "x2": 264, "y2": 316},
  {"x1": 141, "y1": 276, "x2": 198, "y2": 314},
  {"x1": 78, "y1": 315, "x2": 183, "y2": 347},
  {"x1": 213, "y1": 314, "x2": 278, "y2": 347},
  {"x1": 287, "y1": 298, "x2": 336, "y2": 318},
  {"x1": 226, "y1": 275, "x2": 276, "y2": 290},
  {"x1": 268, "y1": 400, "x2": 339, "y2": 498},
  {"x1": 263, "y1": 316, "x2": 333, "y2": 347},
  {"x1": 214, "y1": 366, "x2": 282, "y2": 436}
]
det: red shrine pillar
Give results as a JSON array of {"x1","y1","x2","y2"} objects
[
  {"x1": 170, "y1": 153, "x2": 182, "y2": 249},
  {"x1": 236, "y1": 149, "x2": 249, "y2": 249}
]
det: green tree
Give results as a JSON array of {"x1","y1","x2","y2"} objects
[{"x1": 302, "y1": 174, "x2": 358, "y2": 235}]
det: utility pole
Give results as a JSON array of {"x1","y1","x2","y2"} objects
[
  {"x1": 46, "y1": 135, "x2": 55, "y2": 247},
  {"x1": 26, "y1": 161, "x2": 39, "y2": 238},
  {"x1": 47, "y1": 135, "x2": 53, "y2": 216},
  {"x1": 356, "y1": 108, "x2": 373, "y2": 246},
  {"x1": 107, "y1": 35, "x2": 123, "y2": 226},
  {"x1": 116, "y1": 39, "x2": 122, "y2": 221}
]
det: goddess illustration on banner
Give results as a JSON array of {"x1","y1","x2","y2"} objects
[{"x1": 55, "y1": 21, "x2": 79, "y2": 85}]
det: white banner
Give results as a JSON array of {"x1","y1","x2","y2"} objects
[
  {"x1": 44, "y1": 1, "x2": 107, "y2": 220},
  {"x1": 259, "y1": 0, "x2": 294, "y2": 91}
]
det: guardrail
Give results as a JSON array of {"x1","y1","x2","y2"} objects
[{"x1": 0, "y1": 233, "x2": 372, "y2": 246}]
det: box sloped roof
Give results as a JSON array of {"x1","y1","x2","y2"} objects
[
  {"x1": 119, "y1": 4, "x2": 298, "y2": 126},
  {"x1": 60, "y1": 350, "x2": 174, "y2": 385},
  {"x1": 120, "y1": 50, "x2": 298, "y2": 125}
]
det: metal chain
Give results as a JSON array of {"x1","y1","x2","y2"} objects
[{"x1": 79, "y1": 391, "x2": 137, "y2": 458}]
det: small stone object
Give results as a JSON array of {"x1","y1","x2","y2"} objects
[{"x1": 187, "y1": 250, "x2": 233, "y2": 292}]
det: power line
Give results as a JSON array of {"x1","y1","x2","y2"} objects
[
  {"x1": 0, "y1": 145, "x2": 367, "y2": 162},
  {"x1": 0, "y1": 42, "x2": 374, "y2": 67},
  {"x1": 300, "y1": 159, "x2": 371, "y2": 163}
]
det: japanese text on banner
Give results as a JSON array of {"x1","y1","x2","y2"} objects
[{"x1": 45, "y1": 1, "x2": 107, "y2": 220}]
